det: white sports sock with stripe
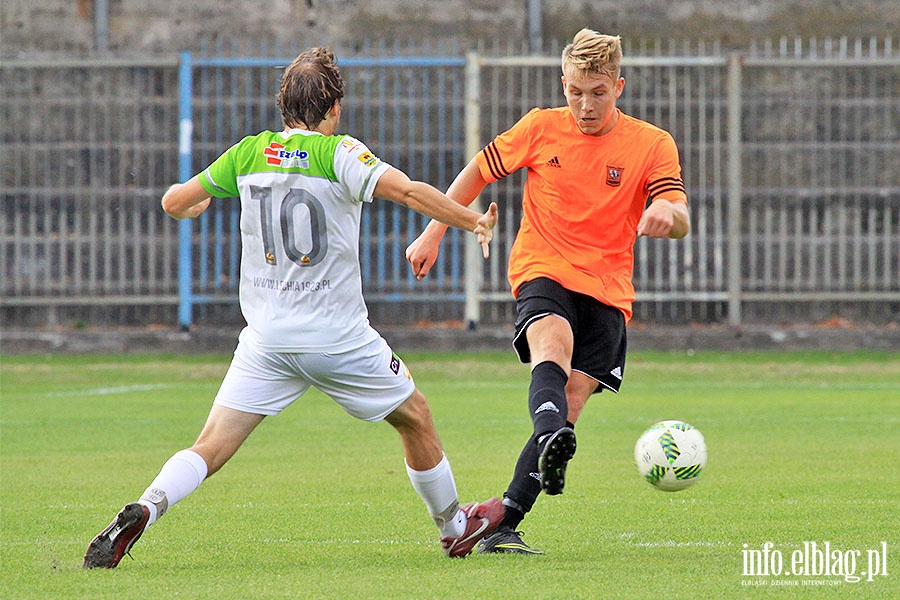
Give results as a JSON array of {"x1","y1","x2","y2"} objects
[
  {"x1": 138, "y1": 449, "x2": 209, "y2": 526},
  {"x1": 405, "y1": 454, "x2": 465, "y2": 538}
]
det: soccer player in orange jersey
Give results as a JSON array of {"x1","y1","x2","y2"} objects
[{"x1": 406, "y1": 28, "x2": 690, "y2": 554}]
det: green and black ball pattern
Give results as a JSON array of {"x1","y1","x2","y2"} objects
[{"x1": 644, "y1": 425, "x2": 703, "y2": 484}]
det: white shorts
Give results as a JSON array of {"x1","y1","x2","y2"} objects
[{"x1": 214, "y1": 335, "x2": 416, "y2": 422}]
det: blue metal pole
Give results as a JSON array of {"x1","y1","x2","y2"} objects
[{"x1": 177, "y1": 51, "x2": 194, "y2": 330}]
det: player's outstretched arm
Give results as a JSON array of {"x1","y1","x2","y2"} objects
[
  {"x1": 405, "y1": 159, "x2": 490, "y2": 279},
  {"x1": 376, "y1": 167, "x2": 497, "y2": 264},
  {"x1": 161, "y1": 177, "x2": 212, "y2": 220}
]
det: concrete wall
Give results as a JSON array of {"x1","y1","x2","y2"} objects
[{"x1": 2, "y1": 0, "x2": 897, "y2": 57}]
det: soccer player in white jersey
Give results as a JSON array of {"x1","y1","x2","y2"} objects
[{"x1": 83, "y1": 47, "x2": 502, "y2": 567}]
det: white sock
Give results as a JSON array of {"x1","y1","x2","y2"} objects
[
  {"x1": 138, "y1": 449, "x2": 209, "y2": 526},
  {"x1": 405, "y1": 454, "x2": 466, "y2": 538},
  {"x1": 445, "y1": 506, "x2": 467, "y2": 539}
]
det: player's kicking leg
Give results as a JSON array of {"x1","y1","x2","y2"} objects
[{"x1": 386, "y1": 387, "x2": 503, "y2": 557}]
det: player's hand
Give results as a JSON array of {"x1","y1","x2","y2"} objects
[
  {"x1": 406, "y1": 230, "x2": 443, "y2": 280},
  {"x1": 474, "y1": 202, "x2": 498, "y2": 258},
  {"x1": 637, "y1": 199, "x2": 689, "y2": 239}
]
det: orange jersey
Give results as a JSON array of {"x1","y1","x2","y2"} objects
[{"x1": 475, "y1": 107, "x2": 686, "y2": 322}]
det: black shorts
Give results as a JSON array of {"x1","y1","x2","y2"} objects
[{"x1": 513, "y1": 277, "x2": 627, "y2": 394}]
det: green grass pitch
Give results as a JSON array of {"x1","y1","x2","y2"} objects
[{"x1": 1, "y1": 350, "x2": 898, "y2": 599}]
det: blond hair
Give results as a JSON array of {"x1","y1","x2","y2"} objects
[{"x1": 561, "y1": 28, "x2": 622, "y2": 79}]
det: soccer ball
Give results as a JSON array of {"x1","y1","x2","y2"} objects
[{"x1": 634, "y1": 420, "x2": 707, "y2": 492}]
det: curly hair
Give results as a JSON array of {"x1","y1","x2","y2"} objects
[
  {"x1": 561, "y1": 28, "x2": 622, "y2": 79},
  {"x1": 278, "y1": 47, "x2": 345, "y2": 129}
]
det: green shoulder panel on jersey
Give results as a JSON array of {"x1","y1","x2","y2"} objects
[{"x1": 199, "y1": 131, "x2": 346, "y2": 198}]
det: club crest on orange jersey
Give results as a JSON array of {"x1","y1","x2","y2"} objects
[{"x1": 606, "y1": 165, "x2": 624, "y2": 187}]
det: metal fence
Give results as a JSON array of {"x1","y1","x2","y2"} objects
[
  {"x1": 1, "y1": 57, "x2": 182, "y2": 314},
  {"x1": 2, "y1": 39, "x2": 898, "y2": 328}
]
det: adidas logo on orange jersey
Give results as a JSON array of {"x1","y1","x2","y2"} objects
[{"x1": 546, "y1": 156, "x2": 561, "y2": 168}]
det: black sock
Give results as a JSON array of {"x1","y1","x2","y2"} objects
[
  {"x1": 500, "y1": 423, "x2": 578, "y2": 531},
  {"x1": 499, "y1": 504, "x2": 526, "y2": 531},
  {"x1": 529, "y1": 361, "x2": 568, "y2": 439},
  {"x1": 501, "y1": 434, "x2": 543, "y2": 526}
]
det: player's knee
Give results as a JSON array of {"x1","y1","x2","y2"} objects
[
  {"x1": 527, "y1": 317, "x2": 574, "y2": 367},
  {"x1": 387, "y1": 389, "x2": 433, "y2": 432},
  {"x1": 529, "y1": 342, "x2": 571, "y2": 372},
  {"x1": 405, "y1": 394, "x2": 435, "y2": 430}
]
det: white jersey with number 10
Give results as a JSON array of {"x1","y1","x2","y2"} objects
[{"x1": 198, "y1": 128, "x2": 391, "y2": 353}]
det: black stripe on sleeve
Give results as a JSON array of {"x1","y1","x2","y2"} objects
[
  {"x1": 649, "y1": 185, "x2": 687, "y2": 198},
  {"x1": 648, "y1": 177, "x2": 685, "y2": 196},
  {"x1": 482, "y1": 142, "x2": 510, "y2": 180}
]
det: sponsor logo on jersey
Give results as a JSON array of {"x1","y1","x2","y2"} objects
[
  {"x1": 341, "y1": 138, "x2": 362, "y2": 153},
  {"x1": 606, "y1": 165, "x2": 624, "y2": 186},
  {"x1": 357, "y1": 151, "x2": 378, "y2": 167},
  {"x1": 546, "y1": 156, "x2": 561, "y2": 168},
  {"x1": 264, "y1": 142, "x2": 310, "y2": 169}
]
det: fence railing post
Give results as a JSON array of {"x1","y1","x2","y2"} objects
[
  {"x1": 177, "y1": 51, "x2": 194, "y2": 331},
  {"x1": 726, "y1": 52, "x2": 743, "y2": 327},
  {"x1": 463, "y1": 51, "x2": 483, "y2": 328}
]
